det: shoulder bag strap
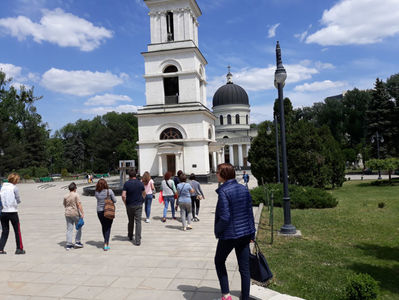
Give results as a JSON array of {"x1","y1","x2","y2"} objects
[{"x1": 165, "y1": 180, "x2": 174, "y2": 193}]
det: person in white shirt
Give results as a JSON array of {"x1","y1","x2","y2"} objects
[{"x1": 0, "y1": 173, "x2": 25, "y2": 255}]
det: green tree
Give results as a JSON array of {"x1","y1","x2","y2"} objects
[
  {"x1": 366, "y1": 78, "x2": 395, "y2": 157},
  {"x1": 0, "y1": 71, "x2": 47, "y2": 175},
  {"x1": 366, "y1": 158, "x2": 399, "y2": 183},
  {"x1": 249, "y1": 98, "x2": 345, "y2": 188}
]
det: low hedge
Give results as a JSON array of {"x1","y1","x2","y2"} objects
[{"x1": 250, "y1": 183, "x2": 338, "y2": 209}]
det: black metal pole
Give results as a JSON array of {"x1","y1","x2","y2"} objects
[
  {"x1": 376, "y1": 131, "x2": 382, "y2": 180},
  {"x1": 274, "y1": 113, "x2": 281, "y2": 183},
  {"x1": 275, "y1": 42, "x2": 296, "y2": 235},
  {"x1": 278, "y1": 84, "x2": 296, "y2": 234}
]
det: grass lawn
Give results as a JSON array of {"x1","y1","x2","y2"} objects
[{"x1": 256, "y1": 180, "x2": 399, "y2": 300}]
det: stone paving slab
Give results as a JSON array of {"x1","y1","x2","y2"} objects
[{"x1": 0, "y1": 175, "x2": 303, "y2": 300}]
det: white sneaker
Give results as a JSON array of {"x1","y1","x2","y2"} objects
[{"x1": 145, "y1": 219, "x2": 150, "y2": 223}]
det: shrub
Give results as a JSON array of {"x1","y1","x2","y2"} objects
[
  {"x1": 344, "y1": 273, "x2": 379, "y2": 300},
  {"x1": 378, "y1": 202, "x2": 385, "y2": 208},
  {"x1": 250, "y1": 183, "x2": 338, "y2": 209},
  {"x1": 61, "y1": 168, "x2": 69, "y2": 177}
]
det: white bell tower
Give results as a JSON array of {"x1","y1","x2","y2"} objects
[{"x1": 137, "y1": 0, "x2": 220, "y2": 179}]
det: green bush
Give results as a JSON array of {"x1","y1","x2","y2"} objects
[
  {"x1": 250, "y1": 183, "x2": 338, "y2": 209},
  {"x1": 16, "y1": 167, "x2": 49, "y2": 179},
  {"x1": 344, "y1": 273, "x2": 379, "y2": 300},
  {"x1": 61, "y1": 168, "x2": 69, "y2": 177}
]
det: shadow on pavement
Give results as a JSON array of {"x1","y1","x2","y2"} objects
[
  {"x1": 86, "y1": 240, "x2": 104, "y2": 248},
  {"x1": 57, "y1": 241, "x2": 67, "y2": 247},
  {"x1": 112, "y1": 235, "x2": 130, "y2": 241},
  {"x1": 178, "y1": 285, "x2": 244, "y2": 300},
  {"x1": 165, "y1": 225, "x2": 184, "y2": 231}
]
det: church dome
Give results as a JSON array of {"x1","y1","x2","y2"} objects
[{"x1": 212, "y1": 70, "x2": 249, "y2": 107}]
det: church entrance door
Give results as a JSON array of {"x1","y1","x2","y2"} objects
[{"x1": 167, "y1": 155, "x2": 176, "y2": 175}]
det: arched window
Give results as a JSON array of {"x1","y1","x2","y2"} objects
[
  {"x1": 160, "y1": 128, "x2": 183, "y2": 140},
  {"x1": 246, "y1": 115, "x2": 249, "y2": 124},
  {"x1": 227, "y1": 114, "x2": 232, "y2": 125},
  {"x1": 163, "y1": 65, "x2": 179, "y2": 104},
  {"x1": 208, "y1": 128, "x2": 212, "y2": 139},
  {"x1": 164, "y1": 65, "x2": 178, "y2": 73},
  {"x1": 219, "y1": 115, "x2": 224, "y2": 125},
  {"x1": 235, "y1": 114, "x2": 240, "y2": 124}
]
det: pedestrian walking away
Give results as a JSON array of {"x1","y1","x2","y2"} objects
[
  {"x1": 95, "y1": 179, "x2": 116, "y2": 251},
  {"x1": 141, "y1": 171, "x2": 155, "y2": 223},
  {"x1": 122, "y1": 170, "x2": 145, "y2": 246},
  {"x1": 161, "y1": 171, "x2": 177, "y2": 222},
  {"x1": 214, "y1": 163, "x2": 256, "y2": 300},
  {"x1": 176, "y1": 174, "x2": 195, "y2": 231},
  {"x1": 242, "y1": 171, "x2": 249, "y2": 189},
  {"x1": 189, "y1": 173, "x2": 205, "y2": 221},
  {"x1": 63, "y1": 182, "x2": 84, "y2": 250},
  {"x1": 0, "y1": 173, "x2": 25, "y2": 255}
]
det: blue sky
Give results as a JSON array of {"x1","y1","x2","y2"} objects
[{"x1": 1, "y1": 0, "x2": 399, "y2": 133}]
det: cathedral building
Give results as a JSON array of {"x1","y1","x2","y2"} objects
[{"x1": 137, "y1": 0, "x2": 256, "y2": 179}]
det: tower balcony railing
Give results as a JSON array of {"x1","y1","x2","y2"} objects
[{"x1": 165, "y1": 95, "x2": 179, "y2": 105}]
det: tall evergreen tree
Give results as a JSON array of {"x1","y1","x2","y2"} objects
[{"x1": 366, "y1": 78, "x2": 395, "y2": 158}]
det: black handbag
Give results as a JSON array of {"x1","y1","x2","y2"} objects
[{"x1": 249, "y1": 241, "x2": 273, "y2": 283}]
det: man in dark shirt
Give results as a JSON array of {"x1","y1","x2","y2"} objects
[
  {"x1": 122, "y1": 170, "x2": 146, "y2": 246},
  {"x1": 173, "y1": 170, "x2": 183, "y2": 187}
]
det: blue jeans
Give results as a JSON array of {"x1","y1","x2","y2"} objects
[
  {"x1": 214, "y1": 235, "x2": 251, "y2": 300},
  {"x1": 163, "y1": 195, "x2": 175, "y2": 218},
  {"x1": 144, "y1": 194, "x2": 153, "y2": 219}
]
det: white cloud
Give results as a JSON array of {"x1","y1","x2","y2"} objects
[
  {"x1": 0, "y1": 8, "x2": 112, "y2": 51},
  {"x1": 294, "y1": 80, "x2": 347, "y2": 92},
  {"x1": 249, "y1": 103, "x2": 275, "y2": 123},
  {"x1": 267, "y1": 23, "x2": 280, "y2": 38},
  {"x1": 85, "y1": 94, "x2": 133, "y2": 106},
  {"x1": 294, "y1": 24, "x2": 312, "y2": 42},
  {"x1": 41, "y1": 68, "x2": 126, "y2": 96},
  {"x1": 80, "y1": 104, "x2": 140, "y2": 115},
  {"x1": 306, "y1": 0, "x2": 399, "y2": 46},
  {"x1": 0, "y1": 63, "x2": 22, "y2": 79}
]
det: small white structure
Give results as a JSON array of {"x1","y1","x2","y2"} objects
[
  {"x1": 213, "y1": 69, "x2": 258, "y2": 168},
  {"x1": 137, "y1": 0, "x2": 222, "y2": 178}
]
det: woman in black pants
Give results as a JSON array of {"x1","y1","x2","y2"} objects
[
  {"x1": 0, "y1": 173, "x2": 25, "y2": 255},
  {"x1": 214, "y1": 163, "x2": 255, "y2": 300},
  {"x1": 95, "y1": 179, "x2": 116, "y2": 251}
]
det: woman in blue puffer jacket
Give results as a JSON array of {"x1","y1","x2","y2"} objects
[{"x1": 214, "y1": 163, "x2": 255, "y2": 300}]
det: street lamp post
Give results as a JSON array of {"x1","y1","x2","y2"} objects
[
  {"x1": 371, "y1": 131, "x2": 384, "y2": 180},
  {"x1": 274, "y1": 41, "x2": 296, "y2": 235},
  {"x1": 274, "y1": 112, "x2": 281, "y2": 183}
]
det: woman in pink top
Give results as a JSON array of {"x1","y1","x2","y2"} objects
[{"x1": 141, "y1": 171, "x2": 155, "y2": 223}]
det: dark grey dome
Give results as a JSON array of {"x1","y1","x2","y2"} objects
[{"x1": 212, "y1": 82, "x2": 249, "y2": 107}]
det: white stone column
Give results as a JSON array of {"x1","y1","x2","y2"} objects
[
  {"x1": 175, "y1": 153, "x2": 179, "y2": 172},
  {"x1": 246, "y1": 144, "x2": 251, "y2": 166},
  {"x1": 212, "y1": 152, "x2": 217, "y2": 172},
  {"x1": 218, "y1": 151, "x2": 223, "y2": 165},
  {"x1": 160, "y1": 12, "x2": 167, "y2": 43},
  {"x1": 158, "y1": 155, "x2": 162, "y2": 176},
  {"x1": 238, "y1": 144, "x2": 243, "y2": 167},
  {"x1": 229, "y1": 145, "x2": 234, "y2": 166}
]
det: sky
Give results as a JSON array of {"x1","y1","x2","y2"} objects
[{"x1": 1, "y1": 0, "x2": 399, "y2": 133}]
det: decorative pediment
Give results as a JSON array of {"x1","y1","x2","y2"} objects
[{"x1": 157, "y1": 142, "x2": 183, "y2": 154}]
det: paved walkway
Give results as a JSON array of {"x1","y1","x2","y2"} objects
[{"x1": 0, "y1": 176, "x2": 302, "y2": 300}]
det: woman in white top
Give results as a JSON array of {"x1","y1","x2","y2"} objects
[
  {"x1": 161, "y1": 171, "x2": 177, "y2": 222},
  {"x1": 0, "y1": 173, "x2": 25, "y2": 254},
  {"x1": 141, "y1": 171, "x2": 155, "y2": 223}
]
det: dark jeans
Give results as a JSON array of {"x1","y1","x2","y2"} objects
[
  {"x1": 144, "y1": 195, "x2": 153, "y2": 219},
  {"x1": 0, "y1": 212, "x2": 24, "y2": 251},
  {"x1": 190, "y1": 196, "x2": 200, "y2": 217},
  {"x1": 126, "y1": 205, "x2": 142, "y2": 243},
  {"x1": 214, "y1": 235, "x2": 251, "y2": 300},
  {"x1": 97, "y1": 211, "x2": 113, "y2": 244}
]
